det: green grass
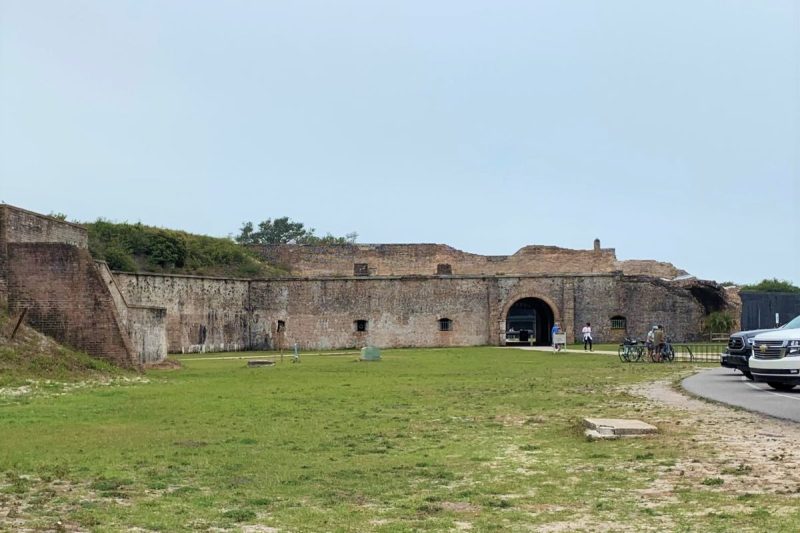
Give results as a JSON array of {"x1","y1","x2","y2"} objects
[
  {"x1": 0, "y1": 347, "x2": 797, "y2": 531},
  {"x1": 0, "y1": 343, "x2": 120, "y2": 388},
  {"x1": 0, "y1": 312, "x2": 123, "y2": 388}
]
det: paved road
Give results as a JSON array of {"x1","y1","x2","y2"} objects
[{"x1": 683, "y1": 367, "x2": 800, "y2": 423}]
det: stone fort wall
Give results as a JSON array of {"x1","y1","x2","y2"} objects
[
  {"x1": 114, "y1": 271, "x2": 711, "y2": 353},
  {"x1": 0, "y1": 204, "x2": 166, "y2": 366},
  {"x1": 0, "y1": 205, "x2": 88, "y2": 307},
  {"x1": 1, "y1": 204, "x2": 728, "y2": 360},
  {"x1": 255, "y1": 242, "x2": 687, "y2": 279},
  {"x1": 7, "y1": 243, "x2": 138, "y2": 368},
  {"x1": 113, "y1": 273, "x2": 252, "y2": 353}
]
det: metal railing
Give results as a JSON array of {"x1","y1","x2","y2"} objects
[{"x1": 674, "y1": 343, "x2": 727, "y2": 362}]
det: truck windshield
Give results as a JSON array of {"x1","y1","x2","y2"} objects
[{"x1": 781, "y1": 315, "x2": 800, "y2": 329}]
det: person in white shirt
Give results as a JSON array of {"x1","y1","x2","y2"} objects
[
  {"x1": 582, "y1": 322, "x2": 593, "y2": 352},
  {"x1": 646, "y1": 326, "x2": 656, "y2": 356}
]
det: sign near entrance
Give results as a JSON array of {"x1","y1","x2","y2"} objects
[{"x1": 553, "y1": 333, "x2": 567, "y2": 346}]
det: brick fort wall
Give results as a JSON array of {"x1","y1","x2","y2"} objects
[
  {"x1": 0, "y1": 204, "x2": 88, "y2": 307},
  {"x1": 255, "y1": 242, "x2": 687, "y2": 279},
  {"x1": 7, "y1": 243, "x2": 138, "y2": 368},
  {"x1": 115, "y1": 271, "x2": 717, "y2": 353}
]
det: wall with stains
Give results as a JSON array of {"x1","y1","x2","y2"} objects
[{"x1": 115, "y1": 271, "x2": 717, "y2": 353}]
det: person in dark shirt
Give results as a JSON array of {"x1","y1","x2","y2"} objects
[{"x1": 653, "y1": 325, "x2": 666, "y2": 361}]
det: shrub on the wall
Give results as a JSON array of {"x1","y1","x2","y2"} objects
[
  {"x1": 146, "y1": 233, "x2": 187, "y2": 269},
  {"x1": 740, "y1": 279, "x2": 800, "y2": 293},
  {"x1": 83, "y1": 219, "x2": 284, "y2": 278},
  {"x1": 103, "y1": 245, "x2": 138, "y2": 272}
]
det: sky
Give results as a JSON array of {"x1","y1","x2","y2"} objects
[{"x1": 1, "y1": 0, "x2": 798, "y2": 285}]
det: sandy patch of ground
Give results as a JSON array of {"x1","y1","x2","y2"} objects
[
  {"x1": 629, "y1": 380, "x2": 800, "y2": 497},
  {"x1": 0, "y1": 477, "x2": 94, "y2": 532},
  {"x1": 0, "y1": 376, "x2": 149, "y2": 402},
  {"x1": 534, "y1": 516, "x2": 641, "y2": 532},
  {"x1": 440, "y1": 501, "x2": 480, "y2": 513}
]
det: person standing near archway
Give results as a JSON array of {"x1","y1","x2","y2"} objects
[
  {"x1": 551, "y1": 322, "x2": 562, "y2": 352},
  {"x1": 582, "y1": 322, "x2": 593, "y2": 352}
]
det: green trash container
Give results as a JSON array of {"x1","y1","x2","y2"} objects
[{"x1": 360, "y1": 346, "x2": 381, "y2": 361}]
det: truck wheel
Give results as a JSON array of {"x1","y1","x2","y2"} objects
[
  {"x1": 742, "y1": 371, "x2": 753, "y2": 381},
  {"x1": 767, "y1": 382, "x2": 796, "y2": 391}
]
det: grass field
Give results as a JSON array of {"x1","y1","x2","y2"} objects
[{"x1": 1, "y1": 347, "x2": 797, "y2": 531}]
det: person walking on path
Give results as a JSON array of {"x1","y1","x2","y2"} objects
[
  {"x1": 582, "y1": 322, "x2": 593, "y2": 352},
  {"x1": 551, "y1": 322, "x2": 562, "y2": 352}
]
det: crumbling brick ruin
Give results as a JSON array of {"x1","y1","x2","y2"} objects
[{"x1": 0, "y1": 204, "x2": 739, "y2": 363}]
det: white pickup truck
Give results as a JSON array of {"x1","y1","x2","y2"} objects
[{"x1": 749, "y1": 327, "x2": 800, "y2": 391}]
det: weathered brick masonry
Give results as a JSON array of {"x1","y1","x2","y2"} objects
[
  {"x1": 115, "y1": 270, "x2": 723, "y2": 353},
  {"x1": 255, "y1": 242, "x2": 688, "y2": 279},
  {"x1": 0, "y1": 205, "x2": 88, "y2": 307},
  {"x1": 2, "y1": 204, "x2": 736, "y2": 358},
  {"x1": 113, "y1": 273, "x2": 251, "y2": 353},
  {"x1": 7, "y1": 243, "x2": 138, "y2": 367},
  {"x1": 1, "y1": 204, "x2": 166, "y2": 365},
  {"x1": 95, "y1": 261, "x2": 167, "y2": 364}
]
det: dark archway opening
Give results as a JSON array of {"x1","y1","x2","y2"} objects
[
  {"x1": 506, "y1": 298, "x2": 556, "y2": 346},
  {"x1": 688, "y1": 286, "x2": 726, "y2": 314}
]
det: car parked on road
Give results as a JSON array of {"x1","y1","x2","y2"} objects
[
  {"x1": 722, "y1": 314, "x2": 800, "y2": 380},
  {"x1": 749, "y1": 320, "x2": 800, "y2": 391}
]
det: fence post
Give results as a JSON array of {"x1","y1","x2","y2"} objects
[{"x1": 9, "y1": 308, "x2": 28, "y2": 340}]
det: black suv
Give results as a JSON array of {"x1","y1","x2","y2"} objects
[{"x1": 721, "y1": 314, "x2": 800, "y2": 379}]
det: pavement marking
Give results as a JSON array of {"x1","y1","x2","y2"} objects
[{"x1": 742, "y1": 376, "x2": 800, "y2": 402}]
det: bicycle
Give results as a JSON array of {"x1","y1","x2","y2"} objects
[
  {"x1": 650, "y1": 337, "x2": 675, "y2": 363},
  {"x1": 618, "y1": 337, "x2": 644, "y2": 362}
]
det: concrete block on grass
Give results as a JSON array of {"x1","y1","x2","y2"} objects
[{"x1": 583, "y1": 418, "x2": 657, "y2": 440}]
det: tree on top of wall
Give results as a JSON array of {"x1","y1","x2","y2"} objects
[{"x1": 235, "y1": 217, "x2": 357, "y2": 245}]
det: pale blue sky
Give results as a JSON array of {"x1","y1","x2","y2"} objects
[{"x1": 1, "y1": 1, "x2": 798, "y2": 285}]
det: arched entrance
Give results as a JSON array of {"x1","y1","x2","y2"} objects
[{"x1": 505, "y1": 298, "x2": 556, "y2": 346}]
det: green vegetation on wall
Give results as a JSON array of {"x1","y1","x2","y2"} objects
[
  {"x1": 84, "y1": 219, "x2": 285, "y2": 278},
  {"x1": 740, "y1": 278, "x2": 800, "y2": 293}
]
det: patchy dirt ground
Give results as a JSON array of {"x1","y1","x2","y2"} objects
[
  {"x1": 630, "y1": 380, "x2": 800, "y2": 497},
  {"x1": 0, "y1": 376, "x2": 149, "y2": 402},
  {"x1": 4, "y1": 376, "x2": 800, "y2": 532}
]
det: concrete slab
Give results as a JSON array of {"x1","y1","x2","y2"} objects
[
  {"x1": 583, "y1": 418, "x2": 658, "y2": 437},
  {"x1": 584, "y1": 429, "x2": 618, "y2": 441}
]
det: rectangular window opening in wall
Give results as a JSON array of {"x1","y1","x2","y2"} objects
[
  {"x1": 610, "y1": 316, "x2": 626, "y2": 330},
  {"x1": 277, "y1": 320, "x2": 286, "y2": 332},
  {"x1": 436, "y1": 263, "x2": 452, "y2": 275},
  {"x1": 438, "y1": 318, "x2": 452, "y2": 332},
  {"x1": 354, "y1": 263, "x2": 370, "y2": 276},
  {"x1": 355, "y1": 319, "x2": 368, "y2": 332}
]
